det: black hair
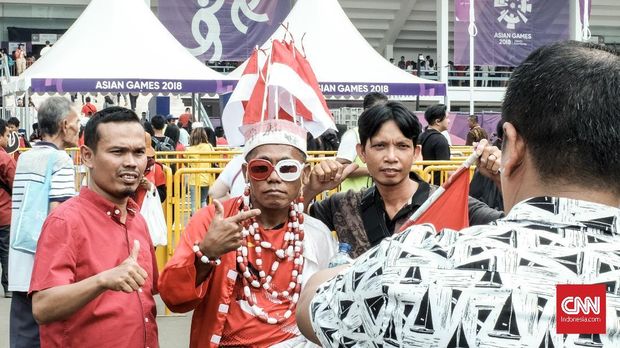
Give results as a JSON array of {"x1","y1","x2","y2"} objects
[
  {"x1": 164, "y1": 124, "x2": 180, "y2": 145},
  {"x1": 358, "y1": 101, "x2": 422, "y2": 147},
  {"x1": 363, "y1": 92, "x2": 388, "y2": 110},
  {"x1": 424, "y1": 104, "x2": 447, "y2": 125},
  {"x1": 143, "y1": 121, "x2": 154, "y2": 136},
  {"x1": 502, "y1": 41, "x2": 620, "y2": 194},
  {"x1": 0, "y1": 119, "x2": 6, "y2": 136},
  {"x1": 205, "y1": 127, "x2": 216, "y2": 147},
  {"x1": 215, "y1": 126, "x2": 225, "y2": 138},
  {"x1": 7, "y1": 117, "x2": 19, "y2": 127},
  {"x1": 84, "y1": 107, "x2": 141, "y2": 152},
  {"x1": 151, "y1": 115, "x2": 166, "y2": 130},
  {"x1": 85, "y1": 96, "x2": 91, "y2": 103},
  {"x1": 468, "y1": 115, "x2": 479, "y2": 123}
]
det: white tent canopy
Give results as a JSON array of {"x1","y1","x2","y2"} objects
[
  {"x1": 3, "y1": 0, "x2": 234, "y2": 96},
  {"x1": 230, "y1": 0, "x2": 445, "y2": 98}
]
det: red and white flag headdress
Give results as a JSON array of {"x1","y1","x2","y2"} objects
[{"x1": 222, "y1": 35, "x2": 336, "y2": 149}]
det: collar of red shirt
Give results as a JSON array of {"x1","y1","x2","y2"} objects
[{"x1": 79, "y1": 187, "x2": 140, "y2": 222}]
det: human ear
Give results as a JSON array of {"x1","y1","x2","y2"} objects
[
  {"x1": 302, "y1": 163, "x2": 311, "y2": 185},
  {"x1": 81, "y1": 145, "x2": 95, "y2": 169},
  {"x1": 356, "y1": 143, "x2": 367, "y2": 163},
  {"x1": 500, "y1": 122, "x2": 525, "y2": 178},
  {"x1": 241, "y1": 163, "x2": 248, "y2": 181}
]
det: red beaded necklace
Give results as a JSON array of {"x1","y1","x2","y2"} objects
[{"x1": 235, "y1": 187, "x2": 305, "y2": 325}]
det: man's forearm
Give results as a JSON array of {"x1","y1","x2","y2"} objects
[{"x1": 32, "y1": 275, "x2": 107, "y2": 325}]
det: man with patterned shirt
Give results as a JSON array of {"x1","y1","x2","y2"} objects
[{"x1": 297, "y1": 41, "x2": 620, "y2": 347}]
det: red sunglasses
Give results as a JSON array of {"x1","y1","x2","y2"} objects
[{"x1": 247, "y1": 159, "x2": 303, "y2": 182}]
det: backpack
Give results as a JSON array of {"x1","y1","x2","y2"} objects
[{"x1": 152, "y1": 136, "x2": 175, "y2": 152}]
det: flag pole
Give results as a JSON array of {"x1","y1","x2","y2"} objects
[
  {"x1": 402, "y1": 150, "x2": 480, "y2": 230},
  {"x1": 259, "y1": 43, "x2": 274, "y2": 122},
  {"x1": 468, "y1": 0, "x2": 477, "y2": 114}
]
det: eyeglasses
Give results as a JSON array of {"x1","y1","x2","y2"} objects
[{"x1": 247, "y1": 159, "x2": 303, "y2": 182}]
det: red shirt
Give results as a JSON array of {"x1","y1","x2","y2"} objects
[
  {"x1": 0, "y1": 147, "x2": 16, "y2": 225},
  {"x1": 81, "y1": 103, "x2": 97, "y2": 116},
  {"x1": 179, "y1": 113, "x2": 191, "y2": 128},
  {"x1": 216, "y1": 137, "x2": 228, "y2": 146},
  {"x1": 30, "y1": 187, "x2": 159, "y2": 348},
  {"x1": 220, "y1": 223, "x2": 297, "y2": 346}
]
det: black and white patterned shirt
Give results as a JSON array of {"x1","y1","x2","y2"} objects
[{"x1": 310, "y1": 197, "x2": 620, "y2": 347}]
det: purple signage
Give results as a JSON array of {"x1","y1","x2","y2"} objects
[
  {"x1": 318, "y1": 82, "x2": 446, "y2": 97},
  {"x1": 454, "y1": 0, "x2": 570, "y2": 66},
  {"x1": 30, "y1": 78, "x2": 236, "y2": 94},
  {"x1": 158, "y1": 0, "x2": 290, "y2": 62}
]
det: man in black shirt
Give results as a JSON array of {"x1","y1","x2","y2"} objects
[
  {"x1": 302, "y1": 102, "x2": 502, "y2": 257},
  {"x1": 418, "y1": 104, "x2": 451, "y2": 184}
]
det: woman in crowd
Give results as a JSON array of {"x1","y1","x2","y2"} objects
[{"x1": 187, "y1": 126, "x2": 215, "y2": 213}]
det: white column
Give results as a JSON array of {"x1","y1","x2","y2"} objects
[
  {"x1": 436, "y1": 0, "x2": 449, "y2": 107},
  {"x1": 385, "y1": 44, "x2": 394, "y2": 60},
  {"x1": 569, "y1": 0, "x2": 583, "y2": 41}
]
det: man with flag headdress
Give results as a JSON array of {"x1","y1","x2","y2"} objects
[{"x1": 159, "y1": 119, "x2": 336, "y2": 347}]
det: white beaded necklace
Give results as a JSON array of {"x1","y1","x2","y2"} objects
[{"x1": 235, "y1": 187, "x2": 305, "y2": 325}]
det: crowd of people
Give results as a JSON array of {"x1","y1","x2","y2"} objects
[
  {"x1": 0, "y1": 40, "x2": 618, "y2": 347},
  {"x1": 0, "y1": 41, "x2": 51, "y2": 77}
]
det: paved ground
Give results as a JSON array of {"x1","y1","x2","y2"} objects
[{"x1": 0, "y1": 291, "x2": 192, "y2": 348}]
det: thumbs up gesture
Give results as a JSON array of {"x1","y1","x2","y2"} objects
[
  {"x1": 198, "y1": 199, "x2": 261, "y2": 259},
  {"x1": 99, "y1": 240, "x2": 149, "y2": 293}
]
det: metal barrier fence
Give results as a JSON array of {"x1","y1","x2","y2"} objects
[{"x1": 13, "y1": 148, "x2": 477, "y2": 268}]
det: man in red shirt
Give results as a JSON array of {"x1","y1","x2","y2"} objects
[
  {"x1": 81, "y1": 96, "x2": 97, "y2": 117},
  {"x1": 178, "y1": 107, "x2": 192, "y2": 129},
  {"x1": 0, "y1": 119, "x2": 16, "y2": 298},
  {"x1": 29, "y1": 107, "x2": 159, "y2": 348}
]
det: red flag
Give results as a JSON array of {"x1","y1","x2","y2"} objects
[{"x1": 400, "y1": 166, "x2": 470, "y2": 232}]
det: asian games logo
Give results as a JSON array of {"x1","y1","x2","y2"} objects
[{"x1": 495, "y1": 0, "x2": 533, "y2": 30}]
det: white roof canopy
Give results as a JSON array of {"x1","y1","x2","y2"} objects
[
  {"x1": 4, "y1": 0, "x2": 234, "y2": 95},
  {"x1": 230, "y1": 0, "x2": 446, "y2": 98}
]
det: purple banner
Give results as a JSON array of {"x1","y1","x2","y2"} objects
[
  {"x1": 158, "y1": 0, "x2": 290, "y2": 62},
  {"x1": 30, "y1": 78, "x2": 236, "y2": 94},
  {"x1": 454, "y1": 0, "x2": 570, "y2": 66},
  {"x1": 318, "y1": 82, "x2": 446, "y2": 97}
]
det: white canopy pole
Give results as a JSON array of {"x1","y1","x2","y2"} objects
[
  {"x1": 582, "y1": 0, "x2": 591, "y2": 41},
  {"x1": 468, "y1": 0, "x2": 477, "y2": 113}
]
